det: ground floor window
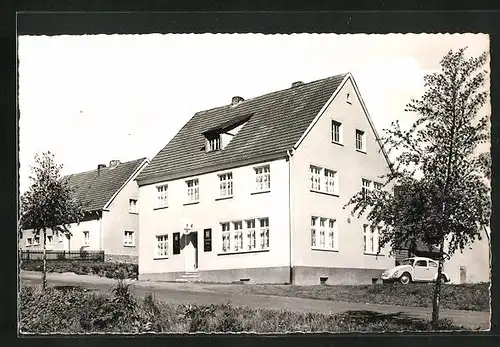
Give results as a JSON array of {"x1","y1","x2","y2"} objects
[
  {"x1": 82, "y1": 231, "x2": 90, "y2": 246},
  {"x1": 124, "y1": 230, "x2": 135, "y2": 247},
  {"x1": 363, "y1": 224, "x2": 381, "y2": 254},
  {"x1": 311, "y1": 216, "x2": 338, "y2": 251},
  {"x1": 155, "y1": 234, "x2": 169, "y2": 258},
  {"x1": 26, "y1": 237, "x2": 32, "y2": 247},
  {"x1": 34, "y1": 235, "x2": 40, "y2": 246},
  {"x1": 220, "y1": 217, "x2": 270, "y2": 253}
]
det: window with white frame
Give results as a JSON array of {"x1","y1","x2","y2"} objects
[
  {"x1": 124, "y1": 230, "x2": 135, "y2": 246},
  {"x1": 34, "y1": 235, "x2": 40, "y2": 245},
  {"x1": 26, "y1": 237, "x2": 32, "y2": 247},
  {"x1": 363, "y1": 224, "x2": 380, "y2": 254},
  {"x1": 47, "y1": 235, "x2": 53, "y2": 245},
  {"x1": 331, "y1": 120, "x2": 342, "y2": 144},
  {"x1": 373, "y1": 181, "x2": 383, "y2": 190},
  {"x1": 156, "y1": 184, "x2": 168, "y2": 208},
  {"x1": 129, "y1": 198, "x2": 138, "y2": 213},
  {"x1": 83, "y1": 231, "x2": 90, "y2": 246},
  {"x1": 58, "y1": 232, "x2": 64, "y2": 243},
  {"x1": 362, "y1": 179, "x2": 372, "y2": 199},
  {"x1": 310, "y1": 165, "x2": 338, "y2": 195},
  {"x1": 221, "y1": 222, "x2": 231, "y2": 252},
  {"x1": 186, "y1": 178, "x2": 200, "y2": 203},
  {"x1": 356, "y1": 129, "x2": 366, "y2": 151},
  {"x1": 233, "y1": 221, "x2": 243, "y2": 251},
  {"x1": 207, "y1": 135, "x2": 222, "y2": 152},
  {"x1": 310, "y1": 165, "x2": 321, "y2": 191},
  {"x1": 155, "y1": 234, "x2": 168, "y2": 258},
  {"x1": 219, "y1": 172, "x2": 233, "y2": 198},
  {"x1": 311, "y1": 216, "x2": 338, "y2": 250},
  {"x1": 254, "y1": 165, "x2": 271, "y2": 192},
  {"x1": 259, "y1": 218, "x2": 269, "y2": 250},
  {"x1": 246, "y1": 219, "x2": 256, "y2": 250}
]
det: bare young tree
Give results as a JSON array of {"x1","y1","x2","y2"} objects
[
  {"x1": 344, "y1": 48, "x2": 490, "y2": 327},
  {"x1": 19, "y1": 151, "x2": 85, "y2": 290}
]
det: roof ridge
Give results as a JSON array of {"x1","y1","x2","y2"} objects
[
  {"x1": 195, "y1": 73, "x2": 348, "y2": 116},
  {"x1": 61, "y1": 157, "x2": 147, "y2": 179}
]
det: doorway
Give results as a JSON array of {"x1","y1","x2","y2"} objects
[{"x1": 184, "y1": 231, "x2": 198, "y2": 271}]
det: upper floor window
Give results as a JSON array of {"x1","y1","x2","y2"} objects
[
  {"x1": 311, "y1": 216, "x2": 338, "y2": 251},
  {"x1": 331, "y1": 120, "x2": 342, "y2": 144},
  {"x1": 129, "y1": 198, "x2": 138, "y2": 213},
  {"x1": 218, "y1": 172, "x2": 233, "y2": 198},
  {"x1": 309, "y1": 165, "x2": 338, "y2": 195},
  {"x1": 186, "y1": 179, "x2": 200, "y2": 203},
  {"x1": 254, "y1": 165, "x2": 270, "y2": 192},
  {"x1": 346, "y1": 92, "x2": 352, "y2": 104},
  {"x1": 362, "y1": 179, "x2": 382, "y2": 199},
  {"x1": 206, "y1": 134, "x2": 221, "y2": 152},
  {"x1": 156, "y1": 184, "x2": 168, "y2": 208},
  {"x1": 356, "y1": 129, "x2": 366, "y2": 152}
]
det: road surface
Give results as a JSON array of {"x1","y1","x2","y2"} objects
[{"x1": 19, "y1": 271, "x2": 489, "y2": 330}]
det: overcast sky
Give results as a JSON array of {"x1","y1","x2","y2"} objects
[{"x1": 18, "y1": 33, "x2": 490, "y2": 194}]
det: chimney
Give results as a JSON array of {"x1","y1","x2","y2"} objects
[
  {"x1": 231, "y1": 96, "x2": 244, "y2": 106},
  {"x1": 109, "y1": 159, "x2": 121, "y2": 168},
  {"x1": 97, "y1": 164, "x2": 106, "y2": 173},
  {"x1": 291, "y1": 81, "x2": 304, "y2": 88}
]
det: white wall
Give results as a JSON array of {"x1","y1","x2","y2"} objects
[{"x1": 138, "y1": 158, "x2": 290, "y2": 274}]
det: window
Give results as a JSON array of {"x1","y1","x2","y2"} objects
[
  {"x1": 58, "y1": 232, "x2": 64, "y2": 243},
  {"x1": 207, "y1": 135, "x2": 222, "y2": 152},
  {"x1": 34, "y1": 235, "x2": 40, "y2": 245},
  {"x1": 259, "y1": 218, "x2": 270, "y2": 250},
  {"x1": 415, "y1": 260, "x2": 427, "y2": 267},
  {"x1": 346, "y1": 92, "x2": 352, "y2": 104},
  {"x1": 312, "y1": 216, "x2": 338, "y2": 250},
  {"x1": 129, "y1": 199, "x2": 138, "y2": 213},
  {"x1": 83, "y1": 231, "x2": 90, "y2": 246},
  {"x1": 310, "y1": 165, "x2": 338, "y2": 195},
  {"x1": 362, "y1": 179, "x2": 372, "y2": 199},
  {"x1": 221, "y1": 222, "x2": 231, "y2": 252},
  {"x1": 233, "y1": 221, "x2": 243, "y2": 251},
  {"x1": 219, "y1": 172, "x2": 233, "y2": 198},
  {"x1": 155, "y1": 234, "x2": 168, "y2": 258},
  {"x1": 363, "y1": 224, "x2": 380, "y2": 254},
  {"x1": 311, "y1": 217, "x2": 317, "y2": 247},
  {"x1": 255, "y1": 165, "x2": 271, "y2": 192},
  {"x1": 246, "y1": 219, "x2": 256, "y2": 250},
  {"x1": 331, "y1": 120, "x2": 342, "y2": 144},
  {"x1": 47, "y1": 235, "x2": 53, "y2": 245},
  {"x1": 324, "y1": 169, "x2": 337, "y2": 194},
  {"x1": 309, "y1": 166, "x2": 321, "y2": 191},
  {"x1": 156, "y1": 184, "x2": 168, "y2": 208},
  {"x1": 26, "y1": 237, "x2": 32, "y2": 247},
  {"x1": 373, "y1": 182, "x2": 383, "y2": 191},
  {"x1": 173, "y1": 232, "x2": 181, "y2": 254},
  {"x1": 186, "y1": 179, "x2": 199, "y2": 203},
  {"x1": 356, "y1": 129, "x2": 365, "y2": 151},
  {"x1": 429, "y1": 261, "x2": 438, "y2": 268},
  {"x1": 124, "y1": 230, "x2": 135, "y2": 246}
]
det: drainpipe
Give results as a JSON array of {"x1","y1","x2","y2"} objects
[{"x1": 286, "y1": 149, "x2": 294, "y2": 284}]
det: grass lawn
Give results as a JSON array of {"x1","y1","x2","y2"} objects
[
  {"x1": 201, "y1": 282, "x2": 490, "y2": 312},
  {"x1": 19, "y1": 283, "x2": 471, "y2": 333}
]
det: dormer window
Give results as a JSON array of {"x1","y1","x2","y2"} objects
[{"x1": 207, "y1": 135, "x2": 222, "y2": 152}]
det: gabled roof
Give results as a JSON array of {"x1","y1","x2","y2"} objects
[
  {"x1": 137, "y1": 74, "x2": 348, "y2": 185},
  {"x1": 62, "y1": 157, "x2": 148, "y2": 212}
]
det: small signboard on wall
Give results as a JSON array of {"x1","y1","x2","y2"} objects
[
  {"x1": 173, "y1": 232, "x2": 181, "y2": 255},
  {"x1": 204, "y1": 229, "x2": 212, "y2": 252}
]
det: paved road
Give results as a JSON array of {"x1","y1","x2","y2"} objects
[{"x1": 19, "y1": 271, "x2": 489, "y2": 330}]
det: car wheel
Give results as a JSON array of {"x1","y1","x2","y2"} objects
[{"x1": 399, "y1": 272, "x2": 411, "y2": 285}]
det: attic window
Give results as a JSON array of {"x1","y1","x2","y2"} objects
[
  {"x1": 207, "y1": 135, "x2": 222, "y2": 152},
  {"x1": 346, "y1": 93, "x2": 352, "y2": 104}
]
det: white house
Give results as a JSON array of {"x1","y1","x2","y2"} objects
[{"x1": 20, "y1": 157, "x2": 149, "y2": 263}]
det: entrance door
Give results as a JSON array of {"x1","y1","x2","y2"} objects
[{"x1": 184, "y1": 232, "x2": 198, "y2": 271}]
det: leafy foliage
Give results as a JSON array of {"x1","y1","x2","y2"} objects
[
  {"x1": 20, "y1": 260, "x2": 138, "y2": 279},
  {"x1": 344, "y1": 48, "x2": 490, "y2": 325}
]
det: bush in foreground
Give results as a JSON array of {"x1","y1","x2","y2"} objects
[
  {"x1": 20, "y1": 260, "x2": 138, "y2": 280},
  {"x1": 19, "y1": 282, "x2": 473, "y2": 334}
]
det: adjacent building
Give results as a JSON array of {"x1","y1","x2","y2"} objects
[
  {"x1": 20, "y1": 158, "x2": 149, "y2": 263},
  {"x1": 135, "y1": 73, "x2": 396, "y2": 285}
]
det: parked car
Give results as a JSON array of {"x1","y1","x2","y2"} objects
[{"x1": 381, "y1": 256, "x2": 450, "y2": 284}]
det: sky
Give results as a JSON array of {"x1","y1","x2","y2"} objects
[{"x1": 18, "y1": 33, "x2": 490, "y2": 194}]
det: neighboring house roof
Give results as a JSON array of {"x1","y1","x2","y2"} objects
[
  {"x1": 137, "y1": 74, "x2": 350, "y2": 184},
  {"x1": 62, "y1": 157, "x2": 148, "y2": 212}
]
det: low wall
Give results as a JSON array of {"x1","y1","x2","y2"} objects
[
  {"x1": 105, "y1": 254, "x2": 138, "y2": 264},
  {"x1": 293, "y1": 266, "x2": 384, "y2": 285}
]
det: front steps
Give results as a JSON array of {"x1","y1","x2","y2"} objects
[{"x1": 175, "y1": 271, "x2": 200, "y2": 283}]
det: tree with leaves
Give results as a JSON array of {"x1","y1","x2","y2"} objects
[
  {"x1": 344, "y1": 48, "x2": 490, "y2": 327},
  {"x1": 19, "y1": 151, "x2": 85, "y2": 290}
]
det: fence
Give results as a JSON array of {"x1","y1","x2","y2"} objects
[{"x1": 20, "y1": 250, "x2": 105, "y2": 262}]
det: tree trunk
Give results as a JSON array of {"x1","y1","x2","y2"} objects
[
  {"x1": 431, "y1": 238, "x2": 446, "y2": 327},
  {"x1": 42, "y1": 229, "x2": 47, "y2": 290}
]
